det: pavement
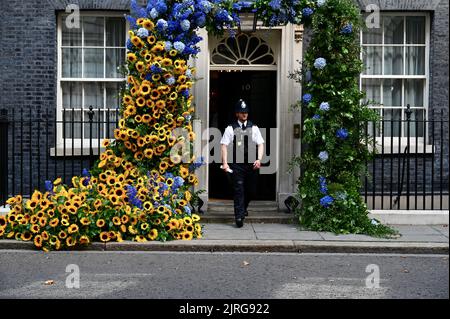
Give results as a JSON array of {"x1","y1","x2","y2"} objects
[{"x1": 1, "y1": 223, "x2": 448, "y2": 254}]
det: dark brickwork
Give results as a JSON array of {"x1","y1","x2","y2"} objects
[{"x1": 0, "y1": 0, "x2": 130, "y2": 197}]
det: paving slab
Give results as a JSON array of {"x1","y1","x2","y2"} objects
[
  {"x1": 391, "y1": 225, "x2": 444, "y2": 235},
  {"x1": 255, "y1": 232, "x2": 323, "y2": 241},
  {"x1": 251, "y1": 223, "x2": 304, "y2": 233},
  {"x1": 319, "y1": 233, "x2": 393, "y2": 242},
  {"x1": 392, "y1": 234, "x2": 449, "y2": 243}
]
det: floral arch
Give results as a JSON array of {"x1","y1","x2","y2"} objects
[{"x1": 0, "y1": 0, "x2": 395, "y2": 251}]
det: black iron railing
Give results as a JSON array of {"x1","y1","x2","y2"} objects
[
  {"x1": 362, "y1": 105, "x2": 449, "y2": 210},
  {"x1": 0, "y1": 105, "x2": 448, "y2": 210}
]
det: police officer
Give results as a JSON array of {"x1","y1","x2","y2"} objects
[{"x1": 220, "y1": 99, "x2": 265, "y2": 228}]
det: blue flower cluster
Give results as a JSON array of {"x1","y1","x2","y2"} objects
[
  {"x1": 314, "y1": 57, "x2": 327, "y2": 70},
  {"x1": 81, "y1": 168, "x2": 91, "y2": 186},
  {"x1": 319, "y1": 102, "x2": 329, "y2": 111},
  {"x1": 320, "y1": 195, "x2": 334, "y2": 208},
  {"x1": 318, "y1": 151, "x2": 328, "y2": 162},
  {"x1": 130, "y1": 0, "x2": 236, "y2": 56},
  {"x1": 319, "y1": 176, "x2": 328, "y2": 194},
  {"x1": 341, "y1": 23, "x2": 353, "y2": 34},
  {"x1": 45, "y1": 180, "x2": 53, "y2": 194},
  {"x1": 302, "y1": 93, "x2": 312, "y2": 104},
  {"x1": 336, "y1": 128, "x2": 349, "y2": 139},
  {"x1": 189, "y1": 156, "x2": 205, "y2": 172},
  {"x1": 125, "y1": 185, "x2": 143, "y2": 209}
]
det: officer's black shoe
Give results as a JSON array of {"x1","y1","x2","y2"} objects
[{"x1": 235, "y1": 218, "x2": 244, "y2": 228}]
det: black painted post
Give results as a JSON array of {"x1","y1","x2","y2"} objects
[{"x1": 0, "y1": 109, "x2": 9, "y2": 206}]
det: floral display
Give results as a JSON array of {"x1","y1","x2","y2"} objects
[{"x1": 0, "y1": 0, "x2": 396, "y2": 250}]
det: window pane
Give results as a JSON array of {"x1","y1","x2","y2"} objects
[
  {"x1": 405, "y1": 79, "x2": 424, "y2": 107},
  {"x1": 106, "y1": 49, "x2": 125, "y2": 78},
  {"x1": 384, "y1": 46, "x2": 403, "y2": 75},
  {"x1": 362, "y1": 14, "x2": 382, "y2": 44},
  {"x1": 62, "y1": 15, "x2": 82, "y2": 46},
  {"x1": 384, "y1": 16, "x2": 404, "y2": 44},
  {"x1": 62, "y1": 48, "x2": 82, "y2": 78},
  {"x1": 83, "y1": 17, "x2": 104, "y2": 47},
  {"x1": 406, "y1": 16, "x2": 426, "y2": 44},
  {"x1": 362, "y1": 79, "x2": 381, "y2": 105},
  {"x1": 83, "y1": 111, "x2": 104, "y2": 139},
  {"x1": 62, "y1": 82, "x2": 82, "y2": 109},
  {"x1": 106, "y1": 110, "x2": 119, "y2": 138},
  {"x1": 383, "y1": 79, "x2": 402, "y2": 107},
  {"x1": 84, "y1": 48, "x2": 104, "y2": 78},
  {"x1": 405, "y1": 109, "x2": 425, "y2": 137},
  {"x1": 406, "y1": 47, "x2": 425, "y2": 75},
  {"x1": 362, "y1": 46, "x2": 382, "y2": 75},
  {"x1": 106, "y1": 82, "x2": 122, "y2": 109},
  {"x1": 84, "y1": 82, "x2": 104, "y2": 109},
  {"x1": 63, "y1": 110, "x2": 82, "y2": 139},
  {"x1": 383, "y1": 109, "x2": 402, "y2": 137},
  {"x1": 106, "y1": 17, "x2": 125, "y2": 47}
]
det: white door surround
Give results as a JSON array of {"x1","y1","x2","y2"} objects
[{"x1": 192, "y1": 25, "x2": 303, "y2": 210}]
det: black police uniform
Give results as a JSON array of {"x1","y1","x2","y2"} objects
[{"x1": 229, "y1": 120, "x2": 258, "y2": 222}]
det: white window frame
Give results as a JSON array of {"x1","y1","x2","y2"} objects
[
  {"x1": 360, "y1": 12, "x2": 431, "y2": 153},
  {"x1": 53, "y1": 11, "x2": 128, "y2": 156}
]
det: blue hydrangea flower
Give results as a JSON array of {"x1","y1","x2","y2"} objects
[
  {"x1": 269, "y1": 0, "x2": 282, "y2": 10},
  {"x1": 341, "y1": 23, "x2": 353, "y2": 34},
  {"x1": 150, "y1": 64, "x2": 162, "y2": 74},
  {"x1": 180, "y1": 19, "x2": 191, "y2": 31},
  {"x1": 45, "y1": 180, "x2": 53, "y2": 193},
  {"x1": 318, "y1": 151, "x2": 329, "y2": 162},
  {"x1": 136, "y1": 27, "x2": 149, "y2": 38},
  {"x1": 82, "y1": 168, "x2": 90, "y2": 177},
  {"x1": 156, "y1": 19, "x2": 168, "y2": 31},
  {"x1": 302, "y1": 7, "x2": 314, "y2": 18},
  {"x1": 199, "y1": 0, "x2": 212, "y2": 13},
  {"x1": 319, "y1": 102, "x2": 330, "y2": 111},
  {"x1": 174, "y1": 176, "x2": 185, "y2": 188},
  {"x1": 126, "y1": 39, "x2": 134, "y2": 50},
  {"x1": 317, "y1": 0, "x2": 327, "y2": 6},
  {"x1": 336, "y1": 128, "x2": 349, "y2": 139},
  {"x1": 312, "y1": 114, "x2": 321, "y2": 120},
  {"x1": 166, "y1": 76, "x2": 175, "y2": 85},
  {"x1": 186, "y1": 69, "x2": 193, "y2": 79},
  {"x1": 174, "y1": 41, "x2": 186, "y2": 53},
  {"x1": 150, "y1": 8, "x2": 159, "y2": 19},
  {"x1": 196, "y1": 14, "x2": 207, "y2": 27},
  {"x1": 314, "y1": 57, "x2": 327, "y2": 70},
  {"x1": 184, "y1": 206, "x2": 192, "y2": 215},
  {"x1": 319, "y1": 176, "x2": 328, "y2": 194},
  {"x1": 302, "y1": 93, "x2": 312, "y2": 104},
  {"x1": 320, "y1": 195, "x2": 334, "y2": 208},
  {"x1": 164, "y1": 41, "x2": 173, "y2": 51},
  {"x1": 155, "y1": 0, "x2": 167, "y2": 14},
  {"x1": 181, "y1": 89, "x2": 190, "y2": 98}
]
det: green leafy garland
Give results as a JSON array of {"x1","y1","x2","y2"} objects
[{"x1": 284, "y1": 0, "x2": 396, "y2": 236}]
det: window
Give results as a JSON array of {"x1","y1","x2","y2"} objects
[
  {"x1": 361, "y1": 13, "x2": 429, "y2": 140},
  {"x1": 57, "y1": 12, "x2": 127, "y2": 147}
]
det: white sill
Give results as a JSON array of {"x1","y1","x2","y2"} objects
[
  {"x1": 50, "y1": 146, "x2": 106, "y2": 157},
  {"x1": 369, "y1": 143, "x2": 435, "y2": 154}
]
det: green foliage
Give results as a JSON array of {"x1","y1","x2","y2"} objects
[{"x1": 290, "y1": 0, "x2": 397, "y2": 237}]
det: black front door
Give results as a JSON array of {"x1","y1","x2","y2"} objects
[{"x1": 209, "y1": 70, "x2": 277, "y2": 200}]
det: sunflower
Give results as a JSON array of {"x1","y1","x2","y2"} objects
[
  {"x1": 131, "y1": 36, "x2": 142, "y2": 47},
  {"x1": 99, "y1": 231, "x2": 110, "y2": 242},
  {"x1": 68, "y1": 224, "x2": 79, "y2": 234},
  {"x1": 140, "y1": 223, "x2": 149, "y2": 231},
  {"x1": 161, "y1": 58, "x2": 172, "y2": 67},
  {"x1": 33, "y1": 235, "x2": 43, "y2": 248},
  {"x1": 143, "y1": 19, "x2": 154, "y2": 30},
  {"x1": 58, "y1": 230, "x2": 68, "y2": 239},
  {"x1": 30, "y1": 224, "x2": 40, "y2": 234},
  {"x1": 140, "y1": 82, "x2": 151, "y2": 96},
  {"x1": 26, "y1": 199, "x2": 38, "y2": 211},
  {"x1": 147, "y1": 35, "x2": 156, "y2": 45},
  {"x1": 66, "y1": 236, "x2": 76, "y2": 247},
  {"x1": 146, "y1": 100, "x2": 155, "y2": 109},
  {"x1": 148, "y1": 229, "x2": 158, "y2": 240},
  {"x1": 39, "y1": 217, "x2": 48, "y2": 227},
  {"x1": 79, "y1": 235, "x2": 90, "y2": 245},
  {"x1": 169, "y1": 49, "x2": 178, "y2": 57},
  {"x1": 128, "y1": 225, "x2": 138, "y2": 235},
  {"x1": 6, "y1": 231, "x2": 15, "y2": 239},
  {"x1": 135, "y1": 235, "x2": 147, "y2": 242},
  {"x1": 186, "y1": 225, "x2": 194, "y2": 233},
  {"x1": 152, "y1": 74, "x2": 161, "y2": 82},
  {"x1": 192, "y1": 214, "x2": 201, "y2": 222},
  {"x1": 183, "y1": 217, "x2": 193, "y2": 226},
  {"x1": 0, "y1": 228, "x2": 5, "y2": 237},
  {"x1": 96, "y1": 219, "x2": 106, "y2": 228},
  {"x1": 155, "y1": 100, "x2": 166, "y2": 109},
  {"x1": 121, "y1": 215, "x2": 130, "y2": 224},
  {"x1": 181, "y1": 231, "x2": 193, "y2": 240},
  {"x1": 136, "y1": 96, "x2": 146, "y2": 107},
  {"x1": 108, "y1": 231, "x2": 117, "y2": 240}
]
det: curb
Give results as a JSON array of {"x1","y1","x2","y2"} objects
[{"x1": 0, "y1": 239, "x2": 448, "y2": 254}]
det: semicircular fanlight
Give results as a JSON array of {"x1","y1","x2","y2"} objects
[{"x1": 211, "y1": 33, "x2": 275, "y2": 66}]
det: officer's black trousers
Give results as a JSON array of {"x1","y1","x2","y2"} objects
[{"x1": 230, "y1": 163, "x2": 257, "y2": 219}]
